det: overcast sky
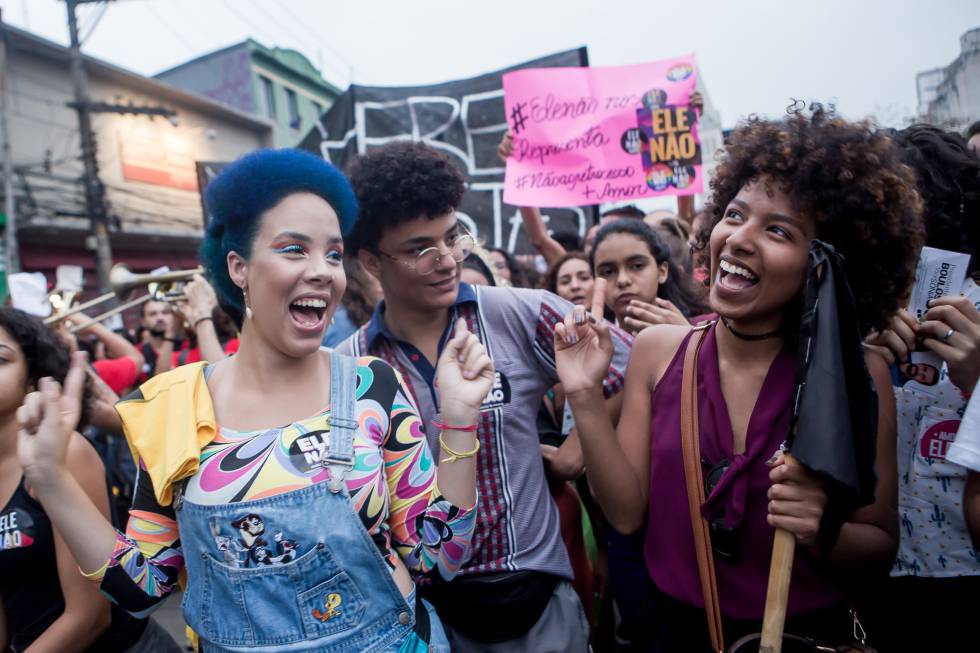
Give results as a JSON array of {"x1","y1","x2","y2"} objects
[{"x1": 2, "y1": 0, "x2": 978, "y2": 128}]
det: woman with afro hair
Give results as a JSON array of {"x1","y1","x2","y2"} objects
[
  {"x1": 14, "y1": 149, "x2": 495, "y2": 653},
  {"x1": 550, "y1": 105, "x2": 923, "y2": 651}
]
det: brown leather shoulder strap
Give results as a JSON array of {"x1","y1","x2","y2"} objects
[{"x1": 679, "y1": 324, "x2": 725, "y2": 653}]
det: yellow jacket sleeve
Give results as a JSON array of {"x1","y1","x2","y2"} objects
[{"x1": 115, "y1": 362, "x2": 216, "y2": 506}]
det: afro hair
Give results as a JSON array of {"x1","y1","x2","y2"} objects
[
  {"x1": 345, "y1": 141, "x2": 466, "y2": 255},
  {"x1": 200, "y1": 148, "x2": 358, "y2": 326},
  {"x1": 699, "y1": 104, "x2": 924, "y2": 335}
]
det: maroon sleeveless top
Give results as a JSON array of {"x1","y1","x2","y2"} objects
[{"x1": 644, "y1": 323, "x2": 842, "y2": 619}]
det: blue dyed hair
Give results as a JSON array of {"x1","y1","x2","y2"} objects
[{"x1": 200, "y1": 149, "x2": 358, "y2": 325}]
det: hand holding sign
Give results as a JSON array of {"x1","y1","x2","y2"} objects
[{"x1": 919, "y1": 295, "x2": 980, "y2": 394}]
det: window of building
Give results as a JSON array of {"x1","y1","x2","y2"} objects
[
  {"x1": 286, "y1": 88, "x2": 300, "y2": 129},
  {"x1": 261, "y1": 76, "x2": 277, "y2": 119},
  {"x1": 312, "y1": 101, "x2": 323, "y2": 120}
]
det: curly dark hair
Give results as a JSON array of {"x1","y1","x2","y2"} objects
[
  {"x1": 346, "y1": 142, "x2": 466, "y2": 255},
  {"x1": 699, "y1": 104, "x2": 924, "y2": 334},
  {"x1": 0, "y1": 308, "x2": 92, "y2": 428},
  {"x1": 591, "y1": 219, "x2": 710, "y2": 319},
  {"x1": 890, "y1": 124, "x2": 979, "y2": 276},
  {"x1": 540, "y1": 251, "x2": 591, "y2": 295}
]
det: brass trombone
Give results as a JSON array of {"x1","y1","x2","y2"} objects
[{"x1": 44, "y1": 265, "x2": 203, "y2": 332}]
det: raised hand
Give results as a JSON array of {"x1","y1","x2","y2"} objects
[
  {"x1": 497, "y1": 131, "x2": 514, "y2": 161},
  {"x1": 17, "y1": 351, "x2": 88, "y2": 487},
  {"x1": 435, "y1": 318, "x2": 495, "y2": 422},
  {"x1": 554, "y1": 278, "x2": 614, "y2": 397},
  {"x1": 689, "y1": 91, "x2": 704, "y2": 116},
  {"x1": 864, "y1": 309, "x2": 917, "y2": 365},
  {"x1": 622, "y1": 297, "x2": 689, "y2": 334},
  {"x1": 181, "y1": 274, "x2": 218, "y2": 327},
  {"x1": 84, "y1": 370, "x2": 122, "y2": 432},
  {"x1": 919, "y1": 295, "x2": 980, "y2": 394}
]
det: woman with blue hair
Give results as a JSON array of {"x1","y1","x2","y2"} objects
[{"x1": 14, "y1": 149, "x2": 494, "y2": 653}]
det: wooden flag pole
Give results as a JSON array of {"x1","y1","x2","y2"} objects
[{"x1": 759, "y1": 453, "x2": 798, "y2": 653}]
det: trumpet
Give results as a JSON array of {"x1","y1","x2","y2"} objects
[
  {"x1": 44, "y1": 265, "x2": 203, "y2": 332},
  {"x1": 48, "y1": 290, "x2": 79, "y2": 315}
]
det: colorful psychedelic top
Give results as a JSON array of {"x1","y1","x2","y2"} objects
[{"x1": 96, "y1": 356, "x2": 477, "y2": 616}]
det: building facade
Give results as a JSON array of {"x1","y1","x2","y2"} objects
[
  {"x1": 155, "y1": 40, "x2": 341, "y2": 147},
  {"x1": 0, "y1": 23, "x2": 273, "y2": 289},
  {"x1": 917, "y1": 27, "x2": 980, "y2": 131}
]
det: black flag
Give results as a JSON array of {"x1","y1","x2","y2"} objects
[
  {"x1": 296, "y1": 48, "x2": 595, "y2": 254},
  {"x1": 789, "y1": 240, "x2": 878, "y2": 511}
]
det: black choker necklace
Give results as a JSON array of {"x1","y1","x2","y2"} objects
[{"x1": 721, "y1": 317, "x2": 782, "y2": 341}]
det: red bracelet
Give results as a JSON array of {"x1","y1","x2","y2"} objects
[{"x1": 431, "y1": 418, "x2": 479, "y2": 432}]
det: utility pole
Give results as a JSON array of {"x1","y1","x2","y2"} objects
[
  {"x1": 0, "y1": 9, "x2": 20, "y2": 276},
  {"x1": 63, "y1": 1, "x2": 176, "y2": 292},
  {"x1": 65, "y1": 0, "x2": 113, "y2": 291}
]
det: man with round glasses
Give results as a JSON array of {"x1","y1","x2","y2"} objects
[
  {"x1": 339, "y1": 142, "x2": 633, "y2": 653},
  {"x1": 377, "y1": 229, "x2": 476, "y2": 276}
]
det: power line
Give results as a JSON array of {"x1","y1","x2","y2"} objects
[
  {"x1": 77, "y1": 1, "x2": 109, "y2": 44},
  {"x1": 223, "y1": 0, "x2": 353, "y2": 87},
  {"x1": 11, "y1": 68, "x2": 80, "y2": 95},
  {"x1": 9, "y1": 87, "x2": 64, "y2": 106},
  {"x1": 10, "y1": 109, "x2": 76, "y2": 130},
  {"x1": 141, "y1": 1, "x2": 201, "y2": 54},
  {"x1": 275, "y1": 2, "x2": 365, "y2": 83}
]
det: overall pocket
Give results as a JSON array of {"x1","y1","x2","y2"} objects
[
  {"x1": 297, "y1": 569, "x2": 367, "y2": 640},
  {"x1": 194, "y1": 539, "x2": 364, "y2": 647}
]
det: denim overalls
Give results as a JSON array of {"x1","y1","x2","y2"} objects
[{"x1": 173, "y1": 351, "x2": 447, "y2": 653}]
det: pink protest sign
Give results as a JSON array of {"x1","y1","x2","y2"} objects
[{"x1": 503, "y1": 55, "x2": 701, "y2": 207}]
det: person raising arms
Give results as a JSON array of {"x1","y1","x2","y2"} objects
[{"x1": 14, "y1": 149, "x2": 494, "y2": 653}]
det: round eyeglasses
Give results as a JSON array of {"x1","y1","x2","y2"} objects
[{"x1": 379, "y1": 232, "x2": 476, "y2": 276}]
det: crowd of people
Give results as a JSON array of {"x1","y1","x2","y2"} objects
[{"x1": 0, "y1": 104, "x2": 978, "y2": 653}]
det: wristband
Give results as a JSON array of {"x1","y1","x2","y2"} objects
[
  {"x1": 193, "y1": 316, "x2": 213, "y2": 330},
  {"x1": 431, "y1": 418, "x2": 478, "y2": 432},
  {"x1": 79, "y1": 561, "x2": 109, "y2": 581},
  {"x1": 438, "y1": 433, "x2": 480, "y2": 463}
]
